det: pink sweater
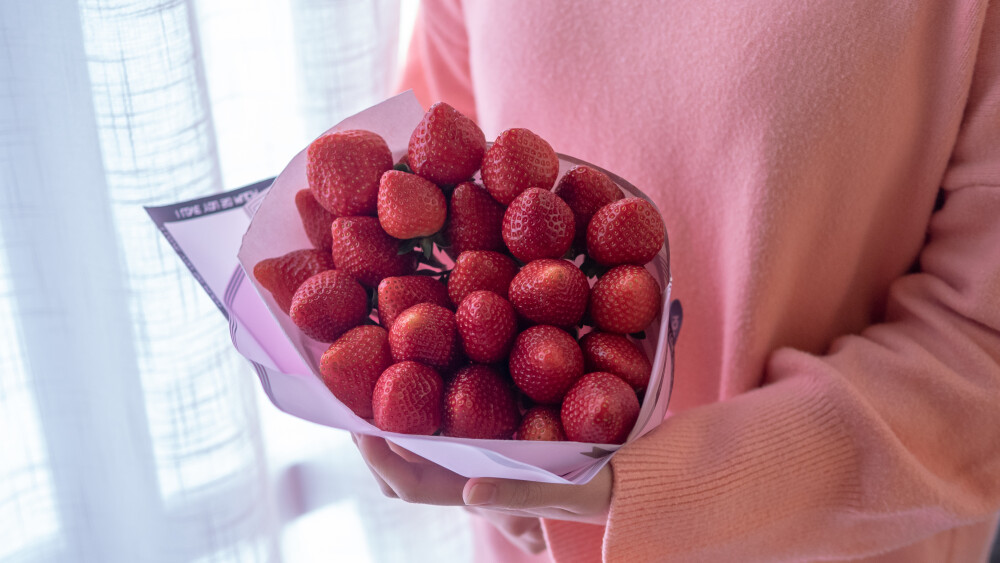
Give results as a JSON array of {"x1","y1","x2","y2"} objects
[{"x1": 401, "y1": 1, "x2": 1000, "y2": 561}]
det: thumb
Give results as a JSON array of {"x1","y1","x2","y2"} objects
[
  {"x1": 463, "y1": 465, "x2": 613, "y2": 522},
  {"x1": 463, "y1": 478, "x2": 555, "y2": 510}
]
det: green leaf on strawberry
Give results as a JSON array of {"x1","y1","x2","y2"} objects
[
  {"x1": 431, "y1": 229, "x2": 451, "y2": 250},
  {"x1": 397, "y1": 238, "x2": 419, "y2": 255}
]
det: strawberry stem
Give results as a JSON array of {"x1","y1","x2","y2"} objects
[
  {"x1": 397, "y1": 238, "x2": 420, "y2": 255},
  {"x1": 420, "y1": 238, "x2": 434, "y2": 260},
  {"x1": 430, "y1": 230, "x2": 451, "y2": 249}
]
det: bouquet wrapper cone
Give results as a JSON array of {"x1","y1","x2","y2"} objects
[{"x1": 224, "y1": 91, "x2": 682, "y2": 484}]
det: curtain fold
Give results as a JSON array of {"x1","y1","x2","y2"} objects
[
  {"x1": 1, "y1": 0, "x2": 471, "y2": 561},
  {"x1": 2, "y1": 1, "x2": 277, "y2": 561},
  {"x1": 79, "y1": 0, "x2": 280, "y2": 557},
  {"x1": 290, "y1": 0, "x2": 402, "y2": 139},
  {"x1": 0, "y1": 2, "x2": 163, "y2": 561}
]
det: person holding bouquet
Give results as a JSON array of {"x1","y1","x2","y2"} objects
[{"x1": 356, "y1": 1, "x2": 1000, "y2": 561}]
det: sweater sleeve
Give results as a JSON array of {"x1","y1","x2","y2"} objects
[
  {"x1": 396, "y1": 0, "x2": 478, "y2": 122},
  {"x1": 542, "y1": 6, "x2": 1000, "y2": 562}
]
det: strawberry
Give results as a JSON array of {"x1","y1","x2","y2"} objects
[
  {"x1": 289, "y1": 270, "x2": 369, "y2": 342},
  {"x1": 589, "y1": 265, "x2": 661, "y2": 334},
  {"x1": 372, "y1": 361, "x2": 444, "y2": 435},
  {"x1": 253, "y1": 249, "x2": 335, "y2": 314},
  {"x1": 377, "y1": 170, "x2": 447, "y2": 239},
  {"x1": 376, "y1": 275, "x2": 451, "y2": 330},
  {"x1": 446, "y1": 182, "x2": 506, "y2": 255},
  {"x1": 455, "y1": 290, "x2": 517, "y2": 363},
  {"x1": 508, "y1": 259, "x2": 589, "y2": 327},
  {"x1": 481, "y1": 128, "x2": 559, "y2": 205},
  {"x1": 501, "y1": 188, "x2": 575, "y2": 263},
  {"x1": 442, "y1": 365, "x2": 520, "y2": 439},
  {"x1": 307, "y1": 129, "x2": 393, "y2": 216},
  {"x1": 330, "y1": 216, "x2": 416, "y2": 287},
  {"x1": 294, "y1": 189, "x2": 336, "y2": 251},
  {"x1": 516, "y1": 405, "x2": 566, "y2": 441},
  {"x1": 509, "y1": 325, "x2": 584, "y2": 404},
  {"x1": 587, "y1": 198, "x2": 665, "y2": 266},
  {"x1": 408, "y1": 102, "x2": 487, "y2": 185},
  {"x1": 561, "y1": 372, "x2": 639, "y2": 444},
  {"x1": 388, "y1": 303, "x2": 457, "y2": 370},
  {"x1": 319, "y1": 325, "x2": 392, "y2": 418},
  {"x1": 552, "y1": 165, "x2": 623, "y2": 243},
  {"x1": 580, "y1": 332, "x2": 652, "y2": 392},
  {"x1": 447, "y1": 250, "x2": 519, "y2": 306}
]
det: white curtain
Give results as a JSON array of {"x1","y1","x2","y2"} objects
[{"x1": 0, "y1": 1, "x2": 472, "y2": 561}]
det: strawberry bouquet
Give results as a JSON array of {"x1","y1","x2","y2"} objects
[{"x1": 237, "y1": 92, "x2": 679, "y2": 484}]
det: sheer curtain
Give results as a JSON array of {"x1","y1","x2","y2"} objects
[{"x1": 0, "y1": 1, "x2": 471, "y2": 562}]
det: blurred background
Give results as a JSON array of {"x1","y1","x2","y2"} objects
[{"x1": 0, "y1": 0, "x2": 475, "y2": 561}]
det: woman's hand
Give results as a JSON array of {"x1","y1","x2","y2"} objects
[
  {"x1": 465, "y1": 507, "x2": 548, "y2": 554},
  {"x1": 352, "y1": 433, "x2": 613, "y2": 525}
]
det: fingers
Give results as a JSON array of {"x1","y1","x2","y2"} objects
[
  {"x1": 386, "y1": 439, "x2": 430, "y2": 464},
  {"x1": 463, "y1": 478, "x2": 564, "y2": 509},
  {"x1": 494, "y1": 516, "x2": 547, "y2": 555},
  {"x1": 466, "y1": 508, "x2": 547, "y2": 555},
  {"x1": 351, "y1": 433, "x2": 397, "y2": 498},
  {"x1": 356, "y1": 434, "x2": 468, "y2": 506},
  {"x1": 462, "y1": 464, "x2": 613, "y2": 524},
  {"x1": 352, "y1": 432, "x2": 612, "y2": 521}
]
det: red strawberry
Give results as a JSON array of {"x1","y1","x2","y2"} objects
[
  {"x1": 455, "y1": 290, "x2": 517, "y2": 363},
  {"x1": 481, "y1": 128, "x2": 559, "y2": 205},
  {"x1": 580, "y1": 332, "x2": 652, "y2": 392},
  {"x1": 377, "y1": 170, "x2": 447, "y2": 239},
  {"x1": 589, "y1": 265, "x2": 661, "y2": 334},
  {"x1": 442, "y1": 365, "x2": 520, "y2": 439},
  {"x1": 509, "y1": 325, "x2": 584, "y2": 404},
  {"x1": 516, "y1": 405, "x2": 566, "y2": 441},
  {"x1": 587, "y1": 198, "x2": 665, "y2": 266},
  {"x1": 501, "y1": 188, "x2": 575, "y2": 263},
  {"x1": 508, "y1": 259, "x2": 589, "y2": 327},
  {"x1": 552, "y1": 165, "x2": 623, "y2": 243},
  {"x1": 253, "y1": 249, "x2": 335, "y2": 313},
  {"x1": 388, "y1": 303, "x2": 457, "y2": 370},
  {"x1": 319, "y1": 325, "x2": 392, "y2": 418},
  {"x1": 330, "y1": 216, "x2": 416, "y2": 287},
  {"x1": 372, "y1": 361, "x2": 444, "y2": 435},
  {"x1": 447, "y1": 250, "x2": 519, "y2": 306},
  {"x1": 561, "y1": 372, "x2": 639, "y2": 445},
  {"x1": 377, "y1": 275, "x2": 451, "y2": 330},
  {"x1": 289, "y1": 270, "x2": 369, "y2": 342},
  {"x1": 307, "y1": 129, "x2": 392, "y2": 216},
  {"x1": 446, "y1": 182, "x2": 506, "y2": 255},
  {"x1": 295, "y1": 189, "x2": 336, "y2": 251},
  {"x1": 408, "y1": 102, "x2": 487, "y2": 185}
]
